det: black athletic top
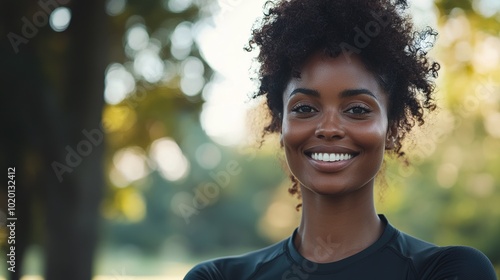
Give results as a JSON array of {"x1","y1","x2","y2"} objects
[{"x1": 184, "y1": 215, "x2": 497, "y2": 280}]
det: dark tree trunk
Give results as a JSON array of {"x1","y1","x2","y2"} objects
[
  {"x1": 1, "y1": 0, "x2": 108, "y2": 279},
  {"x1": 44, "y1": 0, "x2": 108, "y2": 279},
  {"x1": 1, "y1": 1, "x2": 43, "y2": 279}
]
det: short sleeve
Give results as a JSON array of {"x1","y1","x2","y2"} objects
[{"x1": 424, "y1": 246, "x2": 497, "y2": 280}]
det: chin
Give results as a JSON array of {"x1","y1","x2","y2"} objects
[{"x1": 299, "y1": 176, "x2": 375, "y2": 198}]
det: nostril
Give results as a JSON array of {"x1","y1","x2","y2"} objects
[
  {"x1": 315, "y1": 131, "x2": 345, "y2": 139},
  {"x1": 315, "y1": 120, "x2": 345, "y2": 139}
]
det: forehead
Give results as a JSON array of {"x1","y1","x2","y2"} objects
[{"x1": 284, "y1": 52, "x2": 386, "y2": 100}]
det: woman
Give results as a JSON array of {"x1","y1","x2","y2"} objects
[{"x1": 185, "y1": 0, "x2": 497, "y2": 279}]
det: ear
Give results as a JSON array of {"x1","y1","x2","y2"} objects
[
  {"x1": 279, "y1": 131, "x2": 284, "y2": 147},
  {"x1": 385, "y1": 123, "x2": 398, "y2": 150}
]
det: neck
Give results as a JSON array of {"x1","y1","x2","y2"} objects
[{"x1": 294, "y1": 184, "x2": 383, "y2": 263}]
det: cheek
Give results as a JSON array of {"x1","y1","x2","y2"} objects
[
  {"x1": 281, "y1": 119, "x2": 313, "y2": 150},
  {"x1": 353, "y1": 121, "x2": 388, "y2": 151},
  {"x1": 281, "y1": 120, "x2": 311, "y2": 172}
]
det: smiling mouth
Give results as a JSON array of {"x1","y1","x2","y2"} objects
[{"x1": 308, "y1": 152, "x2": 357, "y2": 162}]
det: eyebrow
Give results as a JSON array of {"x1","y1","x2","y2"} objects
[
  {"x1": 290, "y1": 88, "x2": 320, "y2": 97},
  {"x1": 340, "y1": 88, "x2": 377, "y2": 99},
  {"x1": 289, "y1": 88, "x2": 377, "y2": 99}
]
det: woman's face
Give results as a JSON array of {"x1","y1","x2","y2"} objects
[{"x1": 281, "y1": 52, "x2": 391, "y2": 196}]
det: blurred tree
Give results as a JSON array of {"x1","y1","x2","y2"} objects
[
  {"x1": 1, "y1": 0, "x2": 214, "y2": 279},
  {"x1": 1, "y1": 0, "x2": 108, "y2": 279},
  {"x1": 99, "y1": 0, "x2": 216, "y2": 258}
]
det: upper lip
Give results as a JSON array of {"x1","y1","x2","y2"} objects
[{"x1": 304, "y1": 145, "x2": 359, "y2": 155}]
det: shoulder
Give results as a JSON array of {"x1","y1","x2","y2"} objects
[
  {"x1": 183, "y1": 239, "x2": 288, "y2": 280},
  {"x1": 421, "y1": 246, "x2": 497, "y2": 280},
  {"x1": 389, "y1": 230, "x2": 496, "y2": 279},
  {"x1": 184, "y1": 260, "x2": 222, "y2": 280}
]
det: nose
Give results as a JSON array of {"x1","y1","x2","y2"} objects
[{"x1": 315, "y1": 112, "x2": 345, "y2": 140}]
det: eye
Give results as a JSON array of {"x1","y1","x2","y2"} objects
[
  {"x1": 345, "y1": 105, "x2": 371, "y2": 115},
  {"x1": 291, "y1": 104, "x2": 318, "y2": 114}
]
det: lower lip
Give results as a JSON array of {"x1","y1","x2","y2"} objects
[{"x1": 306, "y1": 155, "x2": 356, "y2": 173}]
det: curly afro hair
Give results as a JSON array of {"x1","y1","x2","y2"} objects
[{"x1": 245, "y1": 0, "x2": 440, "y2": 203}]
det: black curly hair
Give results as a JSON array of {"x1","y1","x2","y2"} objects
[{"x1": 245, "y1": 0, "x2": 440, "y2": 203}]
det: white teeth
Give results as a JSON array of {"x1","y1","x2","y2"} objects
[{"x1": 311, "y1": 153, "x2": 353, "y2": 162}]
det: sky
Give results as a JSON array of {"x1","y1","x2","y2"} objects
[{"x1": 196, "y1": 0, "x2": 268, "y2": 146}]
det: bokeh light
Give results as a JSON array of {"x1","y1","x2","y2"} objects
[
  {"x1": 105, "y1": 0, "x2": 127, "y2": 16},
  {"x1": 472, "y1": 0, "x2": 500, "y2": 18},
  {"x1": 164, "y1": 0, "x2": 193, "y2": 13},
  {"x1": 149, "y1": 138, "x2": 190, "y2": 181},
  {"x1": 104, "y1": 63, "x2": 136, "y2": 105},
  {"x1": 134, "y1": 49, "x2": 165, "y2": 83},
  {"x1": 195, "y1": 143, "x2": 222, "y2": 169},
  {"x1": 436, "y1": 163, "x2": 459, "y2": 188},
  {"x1": 126, "y1": 24, "x2": 149, "y2": 51},
  {"x1": 49, "y1": 7, "x2": 71, "y2": 32},
  {"x1": 112, "y1": 146, "x2": 151, "y2": 184},
  {"x1": 180, "y1": 56, "x2": 205, "y2": 96},
  {"x1": 170, "y1": 22, "x2": 193, "y2": 60}
]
